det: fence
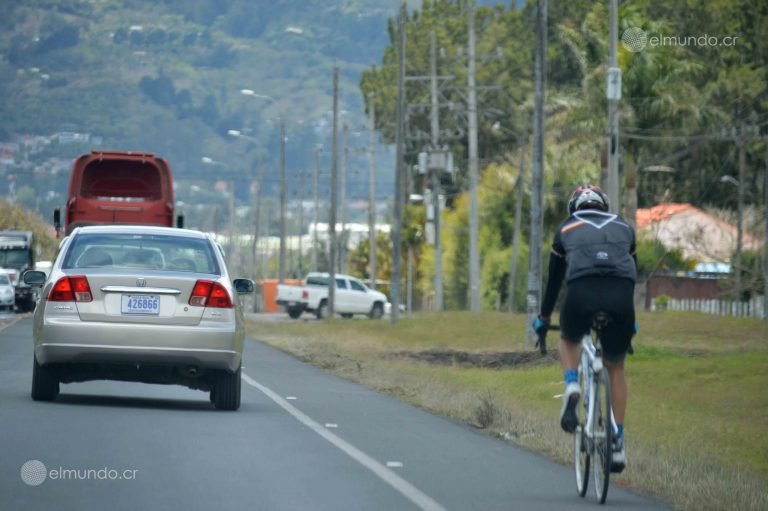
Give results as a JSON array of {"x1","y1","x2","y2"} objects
[{"x1": 652, "y1": 295, "x2": 766, "y2": 319}]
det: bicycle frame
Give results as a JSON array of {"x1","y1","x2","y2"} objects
[
  {"x1": 577, "y1": 324, "x2": 618, "y2": 503},
  {"x1": 581, "y1": 331, "x2": 619, "y2": 441}
]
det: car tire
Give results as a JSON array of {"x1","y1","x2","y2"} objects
[
  {"x1": 316, "y1": 300, "x2": 328, "y2": 319},
  {"x1": 213, "y1": 365, "x2": 241, "y2": 411},
  {"x1": 369, "y1": 302, "x2": 384, "y2": 320},
  {"x1": 31, "y1": 356, "x2": 59, "y2": 401},
  {"x1": 287, "y1": 308, "x2": 303, "y2": 319}
]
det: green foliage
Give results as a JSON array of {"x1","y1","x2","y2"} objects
[{"x1": 635, "y1": 239, "x2": 690, "y2": 276}]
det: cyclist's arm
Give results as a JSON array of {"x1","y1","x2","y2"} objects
[{"x1": 541, "y1": 248, "x2": 566, "y2": 318}]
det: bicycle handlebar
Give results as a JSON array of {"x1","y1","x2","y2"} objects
[{"x1": 535, "y1": 324, "x2": 560, "y2": 355}]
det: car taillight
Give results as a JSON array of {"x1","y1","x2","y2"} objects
[
  {"x1": 189, "y1": 280, "x2": 233, "y2": 308},
  {"x1": 301, "y1": 290, "x2": 308, "y2": 300},
  {"x1": 49, "y1": 275, "x2": 93, "y2": 302}
]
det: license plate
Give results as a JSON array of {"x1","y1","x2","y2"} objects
[{"x1": 121, "y1": 294, "x2": 160, "y2": 315}]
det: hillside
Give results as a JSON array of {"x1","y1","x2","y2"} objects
[{"x1": 0, "y1": 0, "x2": 401, "y2": 222}]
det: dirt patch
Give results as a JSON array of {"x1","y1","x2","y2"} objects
[{"x1": 393, "y1": 348, "x2": 558, "y2": 368}]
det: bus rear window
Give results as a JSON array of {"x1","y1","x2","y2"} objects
[{"x1": 81, "y1": 160, "x2": 162, "y2": 201}]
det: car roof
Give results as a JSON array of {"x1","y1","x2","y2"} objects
[{"x1": 72, "y1": 225, "x2": 210, "y2": 240}]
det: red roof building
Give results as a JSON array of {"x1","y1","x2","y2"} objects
[{"x1": 636, "y1": 203, "x2": 760, "y2": 263}]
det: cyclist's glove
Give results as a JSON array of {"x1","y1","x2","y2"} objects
[{"x1": 532, "y1": 315, "x2": 550, "y2": 334}]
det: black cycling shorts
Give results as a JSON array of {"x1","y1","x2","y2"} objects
[{"x1": 559, "y1": 276, "x2": 635, "y2": 362}]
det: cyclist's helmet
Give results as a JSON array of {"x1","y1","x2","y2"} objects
[{"x1": 567, "y1": 184, "x2": 609, "y2": 215}]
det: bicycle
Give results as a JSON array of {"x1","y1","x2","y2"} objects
[{"x1": 536, "y1": 313, "x2": 618, "y2": 505}]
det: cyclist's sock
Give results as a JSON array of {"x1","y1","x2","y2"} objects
[
  {"x1": 564, "y1": 369, "x2": 578, "y2": 385},
  {"x1": 616, "y1": 424, "x2": 624, "y2": 447}
]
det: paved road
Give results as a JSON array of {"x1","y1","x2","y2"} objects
[{"x1": 0, "y1": 316, "x2": 671, "y2": 510}]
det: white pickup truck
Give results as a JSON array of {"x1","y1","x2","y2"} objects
[{"x1": 276, "y1": 272, "x2": 388, "y2": 320}]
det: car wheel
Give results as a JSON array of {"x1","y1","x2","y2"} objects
[
  {"x1": 369, "y1": 302, "x2": 384, "y2": 320},
  {"x1": 341, "y1": 313, "x2": 353, "y2": 319},
  {"x1": 287, "y1": 308, "x2": 303, "y2": 319},
  {"x1": 316, "y1": 300, "x2": 328, "y2": 319},
  {"x1": 31, "y1": 356, "x2": 59, "y2": 401},
  {"x1": 213, "y1": 365, "x2": 241, "y2": 411}
]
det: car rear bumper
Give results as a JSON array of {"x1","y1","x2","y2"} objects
[{"x1": 35, "y1": 318, "x2": 243, "y2": 372}]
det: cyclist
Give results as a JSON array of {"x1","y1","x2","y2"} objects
[{"x1": 533, "y1": 184, "x2": 636, "y2": 471}]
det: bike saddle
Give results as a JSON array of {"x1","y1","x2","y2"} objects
[{"x1": 592, "y1": 312, "x2": 613, "y2": 329}]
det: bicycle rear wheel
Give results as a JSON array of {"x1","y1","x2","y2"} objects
[
  {"x1": 574, "y1": 362, "x2": 589, "y2": 497},
  {"x1": 592, "y1": 367, "x2": 613, "y2": 504}
]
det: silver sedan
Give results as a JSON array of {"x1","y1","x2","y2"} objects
[{"x1": 23, "y1": 225, "x2": 254, "y2": 410}]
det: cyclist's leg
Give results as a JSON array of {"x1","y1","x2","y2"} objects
[
  {"x1": 604, "y1": 360, "x2": 626, "y2": 425},
  {"x1": 598, "y1": 277, "x2": 634, "y2": 470},
  {"x1": 559, "y1": 280, "x2": 592, "y2": 433}
]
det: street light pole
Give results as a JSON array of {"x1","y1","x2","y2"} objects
[
  {"x1": 367, "y1": 94, "x2": 378, "y2": 290},
  {"x1": 329, "y1": 66, "x2": 340, "y2": 317},
  {"x1": 313, "y1": 146, "x2": 321, "y2": 271},
  {"x1": 278, "y1": 117, "x2": 286, "y2": 282}
]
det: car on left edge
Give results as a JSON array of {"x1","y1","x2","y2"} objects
[{"x1": 22, "y1": 225, "x2": 254, "y2": 410}]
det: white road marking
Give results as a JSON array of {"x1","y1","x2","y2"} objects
[
  {"x1": 286, "y1": 396, "x2": 297, "y2": 400},
  {"x1": 242, "y1": 373, "x2": 446, "y2": 511},
  {"x1": 554, "y1": 394, "x2": 564, "y2": 399},
  {"x1": 386, "y1": 461, "x2": 404, "y2": 468},
  {"x1": 325, "y1": 423, "x2": 339, "y2": 428}
]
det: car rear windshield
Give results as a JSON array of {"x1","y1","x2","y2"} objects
[
  {"x1": 62, "y1": 233, "x2": 220, "y2": 274},
  {"x1": 0, "y1": 274, "x2": 9, "y2": 285}
]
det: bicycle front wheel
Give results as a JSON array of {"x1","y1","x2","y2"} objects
[
  {"x1": 574, "y1": 424, "x2": 590, "y2": 497},
  {"x1": 574, "y1": 361, "x2": 590, "y2": 497},
  {"x1": 592, "y1": 367, "x2": 613, "y2": 504}
]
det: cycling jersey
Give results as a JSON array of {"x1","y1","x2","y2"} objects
[
  {"x1": 541, "y1": 209, "x2": 636, "y2": 318},
  {"x1": 554, "y1": 210, "x2": 637, "y2": 282}
]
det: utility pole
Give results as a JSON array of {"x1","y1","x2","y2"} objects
[
  {"x1": 735, "y1": 123, "x2": 745, "y2": 304},
  {"x1": 764, "y1": 142, "x2": 767, "y2": 322},
  {"x1": 328, "y1": 65, "x2": 339, "y2": 317},
  {"x1": 467, "y1": 1, "x2": 481, "y2": 313},
  {"x1": 298, "y1": 169, "x2": 305, "y2": 278},
  {"x1": 606, "y1": 0, "x2": 621, "y2": 212},
  {"x1": 509, "y1": 134, "x2": 526, "y2": 312},
  {"x1": 390, "y1": 0, "x2": 406, "y2": 324},
  {"x1": 527, "y1": 0, "x2": 547, "y2": 342},
  {"x1": 430, "y1": 30, "x2": 444, "y2": 311},
  {"x1": 228, "y1": 180, "x2": 236, "y2": 271},
  {"x1": 279, "y1": 118, "x2": 287, "y2": 282},
  {"x1": 252, "y1": 160, "x2": 264, "y2": 281},
  {"x1": 340, "y1": 124, "x2": 349, "y2": 273},
  {"x1": 367, "y1": 93, "x2": 378, "y2": 290},
  {"x1": 312, "y1": 146, "x2": 321, "y2": 271}
]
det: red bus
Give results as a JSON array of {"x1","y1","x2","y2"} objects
[{"x1": 55, "y1": 150, "x2": 182, "y2": 236}]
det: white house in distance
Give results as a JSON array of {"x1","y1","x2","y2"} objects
[{"x1": 636, "y1": 203, "x2": 761, "y2": 265}]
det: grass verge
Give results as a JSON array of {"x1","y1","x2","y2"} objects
[{"x1": 246, "y1": 310, "x2": 768, "y2": 511}]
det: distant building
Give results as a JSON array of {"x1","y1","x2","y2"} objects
[{"x1": 636, "y1": 203, "x2": 760, "y2": 264}]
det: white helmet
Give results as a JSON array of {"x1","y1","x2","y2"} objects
[{"x1": 568, "y1": 184, "x2": 609, "y2": 215}]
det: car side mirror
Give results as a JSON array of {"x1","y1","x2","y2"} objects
[
  {"x1": 23, "y1": 270, "x2": 47, "y2": 287},
  {"x1": 233, "y1": 279, "x2": 254, "y2": 294}
]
